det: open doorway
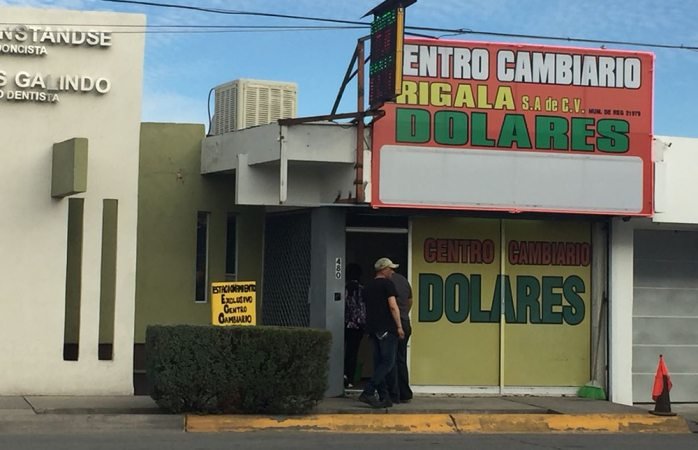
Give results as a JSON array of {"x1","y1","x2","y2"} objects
[{"x1": 344, "y1": 219, "x2": 409, "y2": 388}]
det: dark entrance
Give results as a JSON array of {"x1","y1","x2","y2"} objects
[{"x1": 344, "y1": 213, "x2": 409, "y2": 387}]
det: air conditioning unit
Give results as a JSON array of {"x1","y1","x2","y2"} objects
[{"x1": 212, "y1": 79, "x2": 297, "y2": 135}]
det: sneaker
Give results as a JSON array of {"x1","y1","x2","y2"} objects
[
  {"x1": 359, "y1": 393, "x2": 387, "y2": 408},
  {"x1": 358, "y1": 393, "x2": 376, "y2": 406}
]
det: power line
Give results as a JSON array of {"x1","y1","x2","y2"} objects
[
  {"x1": 108, "y1": 27, "x2": 364, "y2": 34},
  {"x1": 0, "y1": 22, "x2": 365, "y2": 34},
  {"x1": 8, "y1": 0, "x2": 698, "y2": 51},
  {"x1": 99, "y1": 0, "x2": 368, "y2": 26},
  {"x1": 98, "y1": 0, "x2": 697, "y2": 51},
  {"x1": 0, "y1": 22, "x2": 364, "y2": 30},
  {"x1": 414, "y1": 27, "x2": 698, "y2": 51}
]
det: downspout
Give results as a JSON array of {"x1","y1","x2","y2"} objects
[
  {"x1": 603, "y1": 219, "x2": 611, "y2": 399},
  {"x1": 279, "y1": 125, "x2": 288, "y2": 204},
  {"x1": 355, "y1": 39, "x2": 366, "y2": 204},
  {"x1": 499, "y1": 220, "x2": 506, "y2": 394}
]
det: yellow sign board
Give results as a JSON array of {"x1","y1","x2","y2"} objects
[{"x1": 210, "y1": 281, "x2": 256, "y2": 326}]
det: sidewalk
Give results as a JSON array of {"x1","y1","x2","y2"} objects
[{"x1": 1, "y1": 394, "x2": 696, "y2": 434}]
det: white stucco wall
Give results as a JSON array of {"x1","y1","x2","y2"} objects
[
  {"x1": 0, "y1": 7, "x2": 144, "y2": 394},
  {"x1": 654, "y1": 135, "x2": 698, "y2": 224},
  {"x1": 609, "y1": 218, "x2": 635, "y2": 405},
  {"x1": 608, "y1": 135, "x2": 698, "y2": 404},
  {"x1": 201, "y1": 123, "x2": 367, "y2": 206}
]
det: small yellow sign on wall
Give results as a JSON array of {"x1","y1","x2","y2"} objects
[{"x1": 210, "y1": 281, "x2": 256, "y2": 326}]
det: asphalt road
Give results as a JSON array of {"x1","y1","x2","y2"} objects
[{"x1": 1, "y1": 431, "x2": 697, "y2": 450}]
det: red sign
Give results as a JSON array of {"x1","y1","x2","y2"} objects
[{"x1": 372, "y1": 38, "x2": 654, "y2": 216}]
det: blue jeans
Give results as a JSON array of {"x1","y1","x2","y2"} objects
[
  {"x1": 389, "y1": 321, "x2": 413, "y2": 401},
  {"x1": 361, "y1": 332, "x2": 398, "y2": 401}
]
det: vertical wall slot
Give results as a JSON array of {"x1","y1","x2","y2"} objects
[
  {"x1": 98, "y1": 199, "x2": 118, "y2": 361},
  {"x1": 195, "y1": 211, "x2": 210, "y2": 302},
  {"x1": 63, "y1": 198, "x2": 84, "y2": 361},
  {"x1": 226, "y1": 213, "x2": 237, "y2": 281}
]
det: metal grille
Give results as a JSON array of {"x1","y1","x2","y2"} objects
[{"x1": 262, "y1": 212, "x2": 311, "y2": 327}]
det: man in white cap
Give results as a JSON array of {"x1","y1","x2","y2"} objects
[
  {"x1": 388, "y1": 268, "x2": 414, "y2": 403},
  {"x1": 358, "y1": 257, "x2": 405, "y2": 408}
]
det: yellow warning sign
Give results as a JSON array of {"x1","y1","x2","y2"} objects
[{"x1": 210, "y1": 281, "x2": 256, "y2": 326}]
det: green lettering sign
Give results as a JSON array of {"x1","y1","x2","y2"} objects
[
  {"x1": 396, "y1": 108, "x2": 430, "y2": 143},
  {"x1": 418, "y1": 273, "x2": 443, "y2": 322}
]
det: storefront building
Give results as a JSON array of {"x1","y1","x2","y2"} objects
[
  {"x1": 2, "y1": 6, "x2": 696, "y2": 405},
  {"x1": 203, "y1": 37, "x2": 657, "y2": 399}
]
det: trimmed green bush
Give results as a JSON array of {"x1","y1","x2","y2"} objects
[{"x1": 146, "y1": 325, "x2": 331, "y2": 414}]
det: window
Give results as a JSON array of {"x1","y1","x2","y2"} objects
[
  {"x1": 195, "y1": 212, "x2": 210, "y2": 302},
  {"x1": 225, "y1": 213, "x2": 237, "y2": 281}
]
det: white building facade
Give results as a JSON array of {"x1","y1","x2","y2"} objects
[
  {"x1": 0, "y1": 6, "x2": 145, "y2": 394},
  {"x1": 610, "y1": 136, "x2": 698, "y2": 404}
]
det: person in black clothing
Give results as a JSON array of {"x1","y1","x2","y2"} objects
[
  {"x1": 343, "y1": 263, "x2": 365, "y2": 389},
  {"x1": 358, "y1": 257, "x2": 405, "y2": 408},
  {"x1": 387, "y1": 270, "x2": 414, "y2": 403}
]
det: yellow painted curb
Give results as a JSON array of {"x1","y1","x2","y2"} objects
[
  {"x1": 450, "y1": 413, "x2": 690, "y2": 434},
  {"x1": 185, "y1": 413, "x2": 690, "y2": 434},
  {"x1": 186, "y1": 413, "x2": 457, "y2": 433}
]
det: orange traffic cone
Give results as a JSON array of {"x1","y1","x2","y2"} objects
[{"x1": 649, "y1": 355, "x2": 676, "y2": 416}]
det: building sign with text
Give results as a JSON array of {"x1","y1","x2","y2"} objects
[
  {"x1": 0, "y1": 25, "x2": 113, "y2": 104},
  {"x1": 211, "y1": 282, "x2": 257, "y2": 326},
  {"x1": 372, "y1": 38, "x2": 654, "y2": 216}
]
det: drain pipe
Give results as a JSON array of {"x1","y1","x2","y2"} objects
[{"x1": 355, "y1": 38, "x2": 367, "y2": 204}]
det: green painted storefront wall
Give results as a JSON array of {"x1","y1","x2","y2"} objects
[{"x1": 134, "y1": 123, "x2": 264, "y2": 343}]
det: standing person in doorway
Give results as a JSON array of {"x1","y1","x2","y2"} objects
[
  {"x1": 388, "y1": 270, "x2": 414, "y2": 403},
  {"x1": 358, "y1": 257, "x2": 404, "y2": 408},
  {"x1": 343, "y1": 263, "x2": 365, "y2": 389}
]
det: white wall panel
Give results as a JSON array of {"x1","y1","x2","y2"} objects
[
  {"x1": 379, "y1": 145, "x2": 643, "y2": 213},
  {"x1": 0, "y1": 6, "x2": 144, "y2": 394},
  {"x1": 653, "y1": 136, "x2": 698, "y2": 224}
]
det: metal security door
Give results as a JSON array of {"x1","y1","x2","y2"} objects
[
  {"x1": 410, "y1": 217, "x2": 592, "y2": 392},
  {"x1": 633, "y1": 230, "x2": 698, "y2": 402}
]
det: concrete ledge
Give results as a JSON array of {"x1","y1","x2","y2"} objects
[{"x1": 185, "y1": 413, "x2": 691, "y2": 434}]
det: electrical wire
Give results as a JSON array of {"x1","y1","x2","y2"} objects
[
  {"x1": 0, "y1": 22, "x2": 365, "y2": 29},
  {"x1": 0, "y1": 21, "x2": 365, "y2": 34},
  {"x1": 97, "y1": 0, "x2": 698, "y2": 51},
  {"x1": 5, "y1": 0, "x2": 696, "y2": 51},
  {"x1": 413, "y1": 26, "x2": 698, "y2": 51},
  {"x1": 85, "y1": 27, "x2": 364, "y2": 35},
  {"x1": 99, "y1": 0, "x2": 368, "y2": 26},
  {"x1": 206, "y1": 87, "x2": 214, "y2": 136}
]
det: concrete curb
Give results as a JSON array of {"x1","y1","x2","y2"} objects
[
  {"x1": 0, "y1": 414, "x2": 184, "y2": 433},
  {"x1": 185, "y1": 413, "x2": 691, "y2": 434}
]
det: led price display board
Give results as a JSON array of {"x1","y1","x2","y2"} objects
[{"x1": 369, "y1": 8, "x2": 405, "y2": 108}]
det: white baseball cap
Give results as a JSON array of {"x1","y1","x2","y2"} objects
[{"x1": 374, "y1": 257, "x2": 399, "y2": 271}]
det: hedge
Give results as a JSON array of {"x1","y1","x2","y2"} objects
[{"x1": 146, "y1": 325, "x2": 332, "y2": 414}]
